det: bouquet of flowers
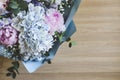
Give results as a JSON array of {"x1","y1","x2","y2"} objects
[{"x1": 0, "y1": 0, "x2": 80, "y2": 78}]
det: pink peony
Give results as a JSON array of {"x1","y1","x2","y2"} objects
[
  {"x1": 0, "y1": 0, "x2": 8, "y2": 9},
  {"x1": 45, "y1": 9, "x2": 66, "y2": 35},
  {"x1": 0, "y1": 0, "x2": 9, "y2": 15},
  {"x1": 0, "y1": 26, "x2": 18, "y2": 46}
]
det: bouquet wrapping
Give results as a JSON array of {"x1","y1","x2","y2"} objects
[{"x1": 0, "y1": 0, "x2": 81, "y2": 74}]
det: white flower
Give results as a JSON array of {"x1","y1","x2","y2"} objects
[
  {"x1": 24, "y1": 0, "x2": 32, "y2": 2},
  {"x1": 0, "y1": 0, "x2": 8, "y2": 15},
  {"x1": 0, "y1": 45, "x2": 6, "y2": 56},
  {"x1": 13, "y1": 3, "x2": 54, "y2": 61},
  {"x1": 55, "y1": 0, "x2": 62, "y2": 5},
  {"x1": 0, "y1": 45, "x2": 12, "y2": 58}
]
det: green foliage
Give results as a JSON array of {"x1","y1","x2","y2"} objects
[
  {"x1": 12, "y1": 62, "x2": 20, "y2": 70},
  {"x1": 9, "y1": 1, "x2": 19, "y2": 9},
  {"x1": 68, "y1": 41, "x2": 77, "y2": 48},
  {"x1": 66, "y1": 37, "x2": 71, "y2": 42},
  {"x1": 6, "y1": 0, "x2": 28, "y2": 15},
  {"x1": 0, "y1": 15, "x2": 3, "y2": 19},
  {"x1": 55, "y1": 32, "x2": 65, "y2": 43},
  {"x1": 44, "y1": 52, "x2": 50, "y2": 57},
  {"x1": 47, "y1": 59, "x2": 52, "y2": 64},
  {"x1": 69, "y1": 42, "x2": 72, "y2": 48},
  {"x1": 6, "y1": 43, "x2": 21, "y2": 79},
  {"x1": 6, "y1": 61, "x2": 20, "y2": 79},
  {"x1": 66, "y1": 37, "x2": 77, "y2": 48},
  {"x1": 6, "y1": 43, "x2": 23, "y2": 60}
]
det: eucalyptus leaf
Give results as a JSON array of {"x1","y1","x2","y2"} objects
[
  {"x1": 6, "y1": 0, "x2": 28, "y2": 15},
  {"x1": 9, "y1": 2, "x2": 19, "y2": 9},
  {"x1": 71, "y1": 41, "x2": 77, "y2": 46},
  {"x1": 6, "y1": 61, "x2": 20, "y2": 79},
  {"x1": 69, "y1": 42, "x2": 72, "y2": 48},
  {"x1": 6, "y1": 73, "x2": 11, "y2": 77},
  {"x1": 12, "y1": 72, "x2": 16, "y2": 79},
  {"x1": 59, "y1": 35, "x2": 63, "y2": 43},
  {"x1": 7, "y1": 67, "x2": 14, "y2": 72},
  {"x1": 47, "y1": 60, "x2": 52, "y2": 64},
  {"x1": 12, "y1": 61, "x2": 19, "y2": 69},
  {"x1": 66, "y1": 37, "x2": 71, "y2": 42},
  {"x1": 44, "y1": 52, "x2": 50, "y2": 57},
  {"x1": 18, "y1": 0, "x2": 28, "y2": 10},
  {"x1": 0, "y1": 16, "x2": 2, "y2": 18},
  {"x1": 14, "y1": 68, "x2": 19, "y2": 74},
  {"x1": 51, "y1": 0, "x2": 55, "y2": 4}
]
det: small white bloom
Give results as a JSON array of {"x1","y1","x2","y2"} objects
[{"x1": 55, "y1": 0, "x2": 62, "y2": 5}]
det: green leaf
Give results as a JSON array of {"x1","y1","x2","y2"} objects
[
  {"x1": 6, "y1": 61, "x2": 20, "y2": 79},
  {"x1": 9, "y1": 2, "x2": 19, "y2": 9},
  {"x1": 66, "y1": 37, "x2": 71, "y2": 42},
  {"x1": 71, "y1": 41, "x2": 77, "y2": 46},
  {"x1": 44, "y1": 52, "x2": 49, "y2": 57},
  {"x1": 18, "y1": 0, "x2": 28, "y2": 10},
  {"x1": 68, "y1": 41, "x2": 77, "y2": 48},
  {"x1": 59, "y1": 35, "x2": 63, "y2": 42},
  {"x1": 12, "y1": 61, "x2": 19, "y2": 69},
  {"x1": 6, "y1": 0, "x2": 28, "y2": 15},
  {"x1": 6, "y1": 73, "x2": 11, "y2": 77},
  {"x1": 0, "y1": 16, "x2": 3, "y2": 19},
  {"x1": 12, "y1": 72, "x2": 16, "y2": 79},
  {"x1": 14, "y1": 68, "x2": 19, "y2": 74},
  {"x1": 47, "y1": 60, "x2": 52, "y2": 64},
  {"x1": 7, "y1": 67, "x2": 14, "y2": 72},
  {"x1": 12, "y1": 61, "x2": 20, "y2": 74},
  {"x1": 69, "y1": 42, "x2": 72, "y2": 48},
  {"x1": 51, "y1": 0, "x2": 55, "y2": 4}
]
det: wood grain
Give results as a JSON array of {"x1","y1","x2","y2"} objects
[{"x1": 0, "y1": 0, "x2": 120, "y2": 80}]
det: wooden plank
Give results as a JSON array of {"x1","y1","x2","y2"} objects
[
  {"x1": 0, "y1": 73, "x2": 120, "y2": 80},
  {"x1": 0, "y1": 57, "x2": 4, "y2": 68},
  {"x1": 1, "y1": 56, "x2": 120, "y2": 73}
]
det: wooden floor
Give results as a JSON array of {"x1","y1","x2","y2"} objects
[{"x1": 0, "y1": 0, "x2": 120, "y2": 80}]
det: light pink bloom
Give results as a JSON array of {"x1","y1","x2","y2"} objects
[
  {"x1": 0, "y1": 0, "x2": 8, "y2": 9},
  {"x1": 0, "y1": 26, "x2": 18, "y2": 46},
  {"x1": 0, "y1": 0, "x2": 9, "y2": 15},
  {"x1": 0, "y1": 2, "x2": 4, "y2": 9},
  {"x1": 45, "y1": 9, "x2": 66, "y2": 35}
]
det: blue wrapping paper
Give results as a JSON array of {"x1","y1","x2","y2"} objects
[{"x1": 23, "y1": 0, "x2": 81, "y2": 73}]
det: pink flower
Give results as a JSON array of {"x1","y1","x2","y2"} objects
[
  {"x1": 0, "y1": 26, "x2": 18, "y2": 46},
  {"x1": 0, "y1": 0, "x2": 8, "y2": 9},
  {"x1": 45, "y1": 9, "x2": 66, "y2": 35},
  {"x1": 0, "y1": 0, "x2": 9, "y2": 15}
]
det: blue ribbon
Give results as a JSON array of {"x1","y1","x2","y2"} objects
[{"x1": 23, "y1": 0, "x2": 81, "y2": 73}]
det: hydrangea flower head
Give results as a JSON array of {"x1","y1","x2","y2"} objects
[{"x1": 13, "y1": 3, "x2": 54, "y2": 60}]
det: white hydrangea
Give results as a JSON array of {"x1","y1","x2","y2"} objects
[
  {"x1": 55, "y1": 0, "x2": 62, "y2": 5},
  {"x1": 0, "y1": 18, "x2": 12, "y2": 28},
  {"x1": 0, "y1": 45, "x2": 7, "y2": 56},
  {"x1": 0, "y1": 45, "x2": 12, "y2": 58},
  {"x1": 13, "y1": 3, "x2": 54, "y2": 61}
]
